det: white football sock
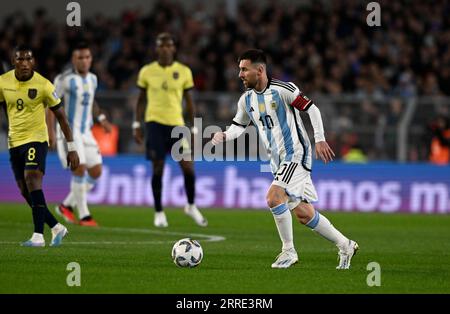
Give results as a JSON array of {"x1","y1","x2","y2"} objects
[
  {"x1": 72, "y1": 176, "x2": 91, "y2": 220},
  {"x1": 62, "y1": 177, "x2": 77, "y2": 208},
  {"x1": 306, "y1": 210, "x2": 348, "y2": 247},
  {"x1": 270, "y1": 203, "x2": 294, "y2": 251},
  {"x1": 85, "y1": 175, "x2": 97, "y2": 192},
  {"x1": 31, "y1": 232, "x2": 44, "y2": 242}
]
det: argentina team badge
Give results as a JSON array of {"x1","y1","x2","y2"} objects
[
  {"x1": 259, "y1": 103, "x2": 266, "y2": 113},
  {"x1": 28, "y1": 88, "x2": 37, "y2": 99}
]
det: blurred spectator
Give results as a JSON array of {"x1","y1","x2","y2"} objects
[
  {"x1": 1, "y1": 0, "x2": 449, "y2": 161},
  {"x1": 428, "y1": 115, "x2": 450, "y2": 165},
  {"x1": 0, "y1": 0, "x2": 449, "y2": 98},
  {"x1": 92, "y1": 123, "x2": 120, "y2": 156},
  {"x1": 343, "y1": 144, "x2": 368, "y2": 163}
]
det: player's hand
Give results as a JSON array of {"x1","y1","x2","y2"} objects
[
  {"x1": 67, "y1": 151, "x2": 80, "y2": 171},
  {"x1": 315, "y1": 141, "x2": 335, "y2": 163},
  {"x1": 211, "y1": 132, "x2": 226, "y2": 145},
  {"x1": 133, "y1": 127, "x2": 144, "y2": 145},
  {"x1": 101, "y1": 120, "x2": 113, "y2": 133}
]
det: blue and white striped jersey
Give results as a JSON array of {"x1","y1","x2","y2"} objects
[
  {"x1": 233, "y1": 78, "x2": 314, "y2": 173},
  {"x1": 54, "y1": 69, "x2": 98, "y2": 135}
]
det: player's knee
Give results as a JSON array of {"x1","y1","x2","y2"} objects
[
  {"x1": 181, "y1": 166, "x2": 194, "y2": 177},
  {"x1": 293, "y1": 203, "x2": 313, "y2": 225},
  {"x1": 17, "y1": 183, "x2": 28, "y2": 199},
  {"x1": 24, "y1": 172, "x2": 42, "y2": 190},
  {"x1": 266, "y1": 194, "x2": 283, "y2": 209},
  {"x1": 88, "y1": 165, "x2": 102, "y2": 179},
  {"x1": 152, "y1": 162, "x2": 165, "y2": 176},
  {"x1": 266, "y1": 188, "x2": 287, "y2": 208},
  {"x1": 73, "y1": 164, "x2": 86, "y2": 176}
]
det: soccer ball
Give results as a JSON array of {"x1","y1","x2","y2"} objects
[{"x1": 171, "y1": 238, "x2": 203, "y2": 268}]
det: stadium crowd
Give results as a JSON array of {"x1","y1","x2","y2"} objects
[{"x1": 0, "y1": 0, "x2": 449, "y2": 161}]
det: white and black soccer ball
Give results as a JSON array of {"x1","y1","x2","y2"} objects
[{"x1": 171, "y1": 238, "x2": 203, "y2": 268}]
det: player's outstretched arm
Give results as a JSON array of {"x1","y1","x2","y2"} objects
[
  {"x1": 306, "y1": 104, "x2": 335, "y2": 163},
  {"x1": 51, "y1": 106, "x2": 79, "y2": 170},
  {"x1": 211, "y1": 122, "x2": 246, "y2": 146},
  {"x1": 132, "y1": 88, "x2": 146, "y2": 145}
]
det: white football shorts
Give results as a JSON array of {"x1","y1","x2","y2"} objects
[
  {"x1": 57, "y1": 131, "x2": 102, "y2": 169},
  {"x1": 271, "y1": 160, "x2": 318, "y2": 210}
]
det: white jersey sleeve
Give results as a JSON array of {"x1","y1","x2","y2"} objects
[
  {"x1": 53, "y1": 74, "x2": 67, "y2": 99},
  {"x1": 91, "y1": 73, "x2": 98, "y2": 90},
  {"x1": 232, "y1": 93, "x2": 251, "y2": 127},
  {"x1": 278, "y1": 81, "x2": 325, "y2": 142},
  {"x1": 279, "y1": 81, "x2": 314, "y2": 112}
]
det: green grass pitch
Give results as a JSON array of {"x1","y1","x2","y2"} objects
[{"x1": 0, "y1": 203, "x2": 449, "y2": 293}]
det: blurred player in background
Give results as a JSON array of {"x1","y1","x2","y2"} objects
[
  {"x1": 212, "y1": 49, "x2": 358, "y2": 269},
  {"x1": 48, "y1": 42, "x2": 112, "y2": 227},
  {"x1": 0, "y1": 45, "x2": 79, "y2": 246},
  {"x1": 133, "y1": 32, "x2": 207, "y2": 228}
]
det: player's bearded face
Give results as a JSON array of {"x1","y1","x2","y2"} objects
[
  {"x1": 239, "y1": 60, "x2": 258, "y2": 89},
  {"x1": 13, "y1": 51, "x2": 34, "y2": 80}
]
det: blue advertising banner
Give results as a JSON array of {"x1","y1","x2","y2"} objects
[{"x1": 0, "y1": 153, "x2": 449, "y2": 213}]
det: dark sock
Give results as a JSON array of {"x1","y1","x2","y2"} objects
[
  {"x1": 184, "y1": 173, "x2": 196, "y2": 204},
  {"x1": 151, "y1": 175, "x2": 163, "y2": 212},
  {"x1": 29, "y1": 190, "x2": 47, "y2": 234},
  {"x1": 45, "y1": 208, "x2": 58, "y2": 228},
  {"x1": 30, "y1": 189, "x2": 58, "y2": 231},
  {"x1": 25, "y1": 190, "x2": 58, "y2": 228},
  {"x1": 23, "y1": 193, "x2": 33, "y2": 208}
]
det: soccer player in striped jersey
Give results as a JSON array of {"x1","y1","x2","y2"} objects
[
  {"x1": 212, "y1": 49, "x2": 358, "y2": 269},
  {"x1": 48, "y1": 42, "x2": 112, "y2": 227}
]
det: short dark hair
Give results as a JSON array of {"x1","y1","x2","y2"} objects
[
  {"x1": 156, "y1": 32, "x2": 175, "y2": 45},
  {"x1": 13, "y1": 44, "x2": 33, "y2": 55},
  {"x1": 238, "y1": 49, "x2": 267, "y2": 65},
  {"x1": 72, "y1": 41, "x2": 90, "y2": 53}
]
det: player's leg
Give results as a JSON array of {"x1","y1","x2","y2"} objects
[
  {"x1": 86, "y1": 165, "x2": 101, "y2": 192},
  {"x1": 10, "y1": 144, "x2": 45, "y2": 246},
  {"x1": 76, "y1": 136, "x2": 103, "y2": 226},
  {"x1": 292, "y1": 178, "x2": 358, "y2": 269},
  {"x1": 15, "y1": 179, "x2": 33, "y2": 208},
  {"x1": 178, "y1": 159, "x2": 207, "y2": 227},
  {"x1": 266, "y1": 184, "x2": 298, "y2": 268},
  {"x1": 70, "y1": 164, "x2": 92, "y2": 223},
  {"x1": 146, "y1": 122, "x2": 168, "y2": 227},
  {"x1": 20, "y1": 142, "x2": 67, "y2": 247},
  {"x1": 151, "y1": 159, "x2": 168, "y2": 227},
  {"x1": 16, "y1": 178, "x2": 57, "y2": 227},
  {"x1": 55, "y1": 136, "x2": 76, "y2": 223},
  {"x1": 75, "y1": 163, "x2": 102, "y2": 226}
]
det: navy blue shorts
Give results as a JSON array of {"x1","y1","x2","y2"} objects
[
  {"x1": 145, "y1": 122, "x2": 190, "y2": 160},
  {"x1": 9, "y1": 141, "x2": 48, "y2": 180}
]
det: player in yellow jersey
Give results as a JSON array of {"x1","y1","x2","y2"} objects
[
  {"x1": 133, "y1": 33, "x2": 207, "y2": 228},
  {"x1": 0, "y1": 45, "x2": 79, "y2": 247}
]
